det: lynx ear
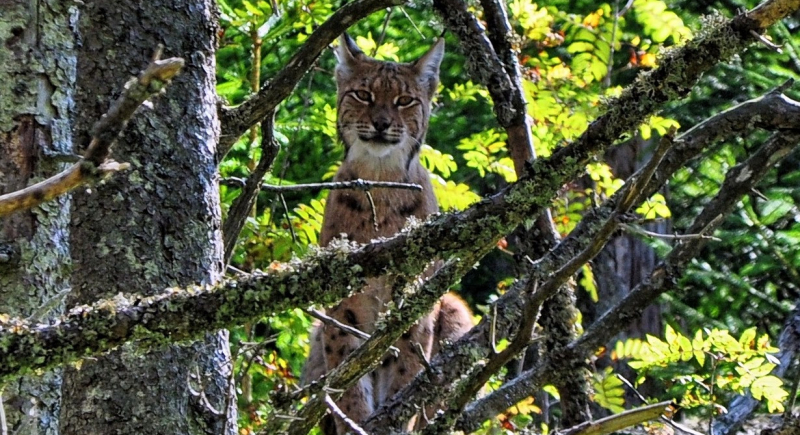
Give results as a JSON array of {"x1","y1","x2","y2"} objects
[
  {"x1": 413, "y1": 38, "x2": 445, "y2": 96},
  {"x1": 334, "y1": 33, "x2": 365, "y2": 79}
]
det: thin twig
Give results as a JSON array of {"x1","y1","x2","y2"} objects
[
  {"x1": 621, "y1": 223, "x2": 722, "y2": 241},
  {"x1": 412, "y1": 342, "x2": 434, "y2": 373},
  {"x1": 227, "y1": 265, "x2": 250, "y2": 276},
  {"x1": 325, "y1": 394, "x2": 369, "y2": 435},
  {"x1": 365, "y1": 190, "x2": 379, "y2": 231},
  {"x1": 188, "y1": 368, "x2": 225, "y2": 417},
  {"x1": 309, "y1": 309, "x2": 370, "y2": 341},
  {"x1": 750, "y1": 29, "x2": 783, "y2": 52},
  {"x1": 785, "y1": 366, "x2": 800, "y2": 419},
  {"x1": 398, "y1": 7, "x2": 424, "y2": 38},
  {"x1": 222, "y1": 177, "x2": 423, "y2": 192},
  {"x1": 605, "y1": 0, "x2": 621, "y2": 87},
  {"x1": 490, "y1": 303, "x2": 498, "y2": 354},
  {"x1": 308, "y1": 309, "x2": 400, "y2": 355},
  {"x1": 0, "y1": 391, "x2": 6, "y2": 435},
  {"x1": 235, "y1": 337, "x2": 278, "y2": 385},
  {"x1": 616, "y1": 372, "x2": 700, "y2": 435},
  {"x1": 279, "y1": 193, "x2": 298, "y2": 245},
  {"x1": 374, "y1": 8, "x2": 395, "y2": 55},
  {"x1": 222, "y1": 114, "x2": 280, "y2": 264}
]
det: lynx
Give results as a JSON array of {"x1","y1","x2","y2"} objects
[{"x1": 301, "y1": 34, "x2": 473, "y2": 434}]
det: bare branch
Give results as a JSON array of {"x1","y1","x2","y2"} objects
[
  {"x1": 217, "y1": 0, "x2": 406, "y2": 158},
  {"x1": 0, "y1": 54, "x2": 184, "y2": 217},
  {"x1": 307, "y1": 309, "x2": 400, "y2": 355},
  {"x1": 325, "y1": 394, "x2": 369, "y2": 435},
  {"x1": 621, "y1": 223, "x2": 721, "y2": 241},
  {"x1": 223, "y1": 114, "x2": 280, "y2": 264},
  {"x1": 558, "y1": 401, "x2": 673, "y2": 435},
  {"x1": 221, "y1": 177, "x2": 424, "y2": 192}
]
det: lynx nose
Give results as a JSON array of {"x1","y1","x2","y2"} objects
[{"x1": 373, "y1": 117, "x2": 391, "y2": 132}]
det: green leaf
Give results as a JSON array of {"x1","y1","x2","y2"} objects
[
  {"x1": 580, "y1": 264, "x2": 598, "y2": 302},
  {"x1": 760, "y1": 198, "x2": 794, "y2": 225},
  {"x1": 751, "y1": 375, "x2": 787, "y2": 413},
  {"x1": 692, "y1": 329, "x2": 706, "y2": 367},
  {"x1": 242, "y1": 0, "x2": 264, "y2": 16},
  {"x1": 633, "y1": 0, "x2": 691, "y2": 43},
  {"x1": 739, "y1": 327, "x2": 757, "y2": 349},
  {"x1": 592, "y1": 367, "x2": 626, "y2": 413}
]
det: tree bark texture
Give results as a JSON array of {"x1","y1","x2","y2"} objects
[
  {"x1": 60, "y1": 2, "x2": 235, "y2": 434},
  {"x1": 0, "y1": 0, "x2": 78, "y2": 433},
  {"x1": 594, "y1": 138, "x2": 666, "y2": 338},
  {"x1": 586, "y1": 138, "x2": 669, "y2": 404}
]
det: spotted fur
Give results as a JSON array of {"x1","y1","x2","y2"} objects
[{"x1": 302, "y1": 34, "x2": 473, "y2": 434}]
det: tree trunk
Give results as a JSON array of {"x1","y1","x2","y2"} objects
[
  {"x1": 595, "y1": 138, "x2": 667, "y2": 337},
  {"x1": 59, "y1": 2, "x2": 236, "y2": 434},
  {"x1": 582, "y1": 138, "x2": 669, "y2": 404},
  {"x1": 0, "y1": 0, "x2": 78, "y2": 433}
]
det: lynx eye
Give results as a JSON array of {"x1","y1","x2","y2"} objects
[
  {"x1": 352, "y1": 90, "x2": 373, "y2": 103},
  {"x1": 395, "y1": 95, "x2": 415, "y2": 107}
]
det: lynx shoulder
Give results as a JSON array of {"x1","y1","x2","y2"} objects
[{"x1": 302, "y1": 34, "x2": 473, "y2": 435}]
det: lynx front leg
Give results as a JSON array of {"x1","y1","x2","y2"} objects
[
  {"x1": 322, "y1": 295, "x2": 377, "y2": 434},
  {"x1": 417, "y1": 293, "x2": 474, "y2": 429},
  {"x1": 375, "y1": 314, "x2": 437, "y2": 430}
]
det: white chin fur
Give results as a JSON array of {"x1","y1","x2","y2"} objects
[{"x1": 347, "y1": 138, "x2": 410, "y2": 171}]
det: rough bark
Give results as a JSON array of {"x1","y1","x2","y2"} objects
[
  {"x1": 0, "y1": 0, "x2": 77, "y2": 433},
  {"x1": 588, "y1": 136, "x2": 669, "y2": 405},
  {"x1": 60, "y1": 2, "x2": 235, "y2": 435}
]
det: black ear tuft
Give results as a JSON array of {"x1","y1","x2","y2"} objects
[
  {"x1": 413, "y1": 38, "x2": 445, "y2": 96},
  {"x1": 334, "y1": 33, "x2": 365, "y2": 78}
]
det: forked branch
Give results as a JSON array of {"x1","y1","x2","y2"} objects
[{"x1": 0, "y1": 50, "x2": 184, "y2": 217}]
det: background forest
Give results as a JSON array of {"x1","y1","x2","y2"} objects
[{"x1": 213, "y1": 0, "x2": 800, "y2": 433}]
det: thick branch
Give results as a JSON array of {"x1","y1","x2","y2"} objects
[
  {"x1": 456, "y1": 131, "x2": 800, "y2": 431},
  {"x1": 432, "y1": 0, "x2": 522, "y2": 130},
  {"x1": 0, "y1": 55, "x2": 184, "y2": 217},
  {"x1": 217, "y1": 0, "x2": 405, "y2": 158}
]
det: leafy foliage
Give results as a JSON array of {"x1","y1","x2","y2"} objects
[
  {"x1": 593, "y1": 366, "x2": 626, "y2": 413},
  {"x1": 614, "y1": 326, "x2": 787, "y2": 414}
]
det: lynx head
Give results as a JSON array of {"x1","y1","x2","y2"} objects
[{"x1": 334, "y1": 34, "x2": 444, "y2": 170}]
